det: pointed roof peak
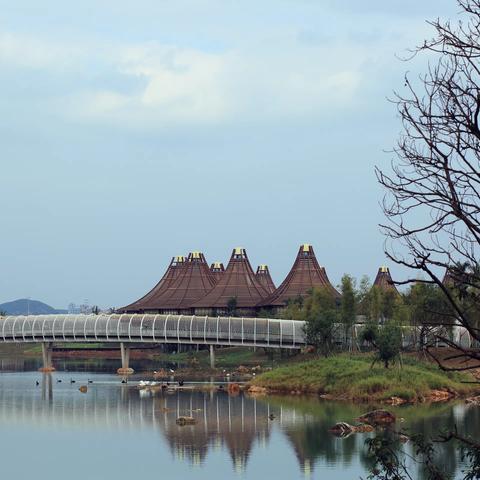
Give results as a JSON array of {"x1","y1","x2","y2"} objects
[
  {"x1": 259, "y1": 244, "x2": 340, "y2": 307},
  {"x1": 119, "y1": 255, "x2": 186, "y2": 312},
  {"x1": 210, "y1": 261, "x2": 225, "y2": 283},
  {"x1": 256, "y1": 264, "x2": 276, "y2": 294},
  {"x1": 193, "y1": 247, "x2": 269, "y2": 309},
  {"x1": 373, "y1": 265, "x2": 399, "y2": 294},
  {"x1": 233, "y1": 247, "x2": 246, "y2": 258},
  {"x1": 188, "y1": 251, "x2": 207, "y2": 262}
]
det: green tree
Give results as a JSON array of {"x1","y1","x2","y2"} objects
[
  {"x1": 340, "y1": 274, "x2": 356, "y2": 349},
  {"x1": 359, "y1": 319, "x2": 379, "y2": 349},
  {"x1": 226, "y1": 297, "x2": 237, "y2": 316},
  {"x1": 381, "y1": 289, "x2": 397, "y2": 320},
  {"x1": 404, "y1": 282, "x2": 455, "y2": 351},
  {"x1": 303, "y1": 287, "x2": 339, "y2": 356},
  {"x1": 375, "y1": 320, "x2": 402, "y2": 369},
  {"x1": 281, "y1": 295, "x2": 305, "y2": 320},
  {"x1": 369, "y1": 286, "x2": 382, "y2": 322},
  {"x1": 356, "y1": 275, "x2": 372, "y2": 316}
]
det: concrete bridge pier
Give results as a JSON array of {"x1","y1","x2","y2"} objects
[
  {"x1": 39, "y1": 342, "x2": 55, "y2": 372},
  {"x1": 117, "y1": 342, "x2": 134, "y2": 375},
  {"x1": 209, "y1": 345, "x2": 215, "y2": 369}
]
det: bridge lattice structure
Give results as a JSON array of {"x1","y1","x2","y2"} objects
[{"x1": 0, "y1": 314, "x2": 306, "y2": 349}]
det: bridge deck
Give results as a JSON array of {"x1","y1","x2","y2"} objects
[{"x1": 0, "y1": 314, "x2": 306, "y2": 349}]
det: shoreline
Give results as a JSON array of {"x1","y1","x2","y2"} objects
[{"x1": 248, "y1": 354, "x2": 480, "y2": 405}]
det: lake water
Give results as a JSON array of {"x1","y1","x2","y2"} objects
[{"x1": 0, "y1": 358, "x2": 476, "y2": 479}]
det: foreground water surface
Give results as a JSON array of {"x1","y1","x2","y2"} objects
[{"x1": 0, "y1": 358, "x2": 477, "y2": 479}]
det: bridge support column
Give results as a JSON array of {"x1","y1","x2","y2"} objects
[
  {"x1": 117, "y1": 342, "x2": 134, "y2": 375},
  {"x1": 39, "y1": 342, "x2": 55, "y2": 372},
  {"x1": 209, "y1": 345, "x2": 215, "y2": 369}
]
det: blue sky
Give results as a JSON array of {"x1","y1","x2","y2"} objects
[{"x1": 0, "y1": 1, "x2": 458, "y2": 308}]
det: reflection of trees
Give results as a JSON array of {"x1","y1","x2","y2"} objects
[
  {"x1": 408, "y1": 408, "x2": 458, "y2": 480},
  {"x1": 281, "y1": 410, "x2": 367, "y2": 473},
  {"x1": 261, "y1": 395, "x2": 471, "y2": 478}
]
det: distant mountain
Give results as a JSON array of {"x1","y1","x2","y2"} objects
[{"x1": 0, "y1": 299, "x2": 67, "y2": 315}]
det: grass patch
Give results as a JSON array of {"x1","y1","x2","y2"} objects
[{"x1": 251, "y1": 354, "x2": 478, "y2": 402}]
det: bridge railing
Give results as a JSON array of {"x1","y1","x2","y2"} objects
[{"x1": 0, "y1": 314, "x2": 306, "y2": 348}]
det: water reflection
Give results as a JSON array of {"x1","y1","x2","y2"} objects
[{"x1": 0, "y1": 372, "x2": 475, "y2": 479}]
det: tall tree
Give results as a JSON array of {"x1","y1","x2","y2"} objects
[
  {"x1": 377, "y1": 0, "x2": 480, "y2": 369},
  {"x1": 372, "y1": 2, "x2": 480, "y2": 477},
  {"x1": 303, "y1": 287, "x2": 339, "y2": 356},
  {"x1": 356, "y1": 275, "x2": 372, "y2": 316},
  {"x1": 369, "y1": 286, "x2": 382, "y2": 323},
  {"x1": 340, "y1": 274, "x2": 356, "y2": 348},
  {"x1": 381, "y1": 289, "x2": 397, "y2": 320}
]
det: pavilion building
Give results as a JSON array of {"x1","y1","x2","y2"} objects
[
  {"x1": 255, "y1": 265, "x2": 276, "y2": 294},
  {"x1": 193, "y1": 247, "x2": 269, "y2": 315},
  {"x1": 153, "y1": 251, "x2": 216, "y2": 314},
  {"x1": 258, "y1": 244, "x2": 340, "y2": 310},
  {"x1": 119, "y1": 255, "x2": 186, "y2": 313},
  {"x1": 373, "y1": 266, "x2": 399, "y2": 295},
  {"x1": 119, "y1": 252, "x2": 216, "y2": 314}
]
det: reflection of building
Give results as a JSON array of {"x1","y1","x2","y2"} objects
[{"x1": 159, "y1": 391, "x2": 273, "y2": 471}]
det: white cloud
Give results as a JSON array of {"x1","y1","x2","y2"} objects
[
  {"x1": 0, "y1": 32, "x2": 86, "y2": 70},
  {"x1": 0, "y1": 13, "x2": 431, "y2": 130},
  {"x1": 62, "y1": 40, "x2": 364, "y2": 129}
]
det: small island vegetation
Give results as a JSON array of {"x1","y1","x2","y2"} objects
[{"x1": 249, "y1": 354, "x2": 477, "y2": 403}]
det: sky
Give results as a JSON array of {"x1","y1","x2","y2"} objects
[{"x1": 0, "y1": 1, "x2": 460, "y2": 309}]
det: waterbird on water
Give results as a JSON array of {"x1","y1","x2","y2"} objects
[
  {"x1": 121, "y1": 379, "x2": 127, "y2": 384},
  {"x1": 70, "y1": 379, "x2": 76, "y2": 384},
  {"x1": 35, "y1": 381, "x2": 39, "y2": 386},
  {"x1": 88, "y1": 379, "x2": 93, "y2": 384},
  {"x1": 56, "y1": 379, "x2": 62, "y2": 383}
]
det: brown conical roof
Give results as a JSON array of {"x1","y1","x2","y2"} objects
[
  {"x1": 255, "y1": 265, "x2": 276, "y2": 294},
  {"x1": 210, "y1": 262, "x2": 225, "y2": 283},
  {"x1": 373, "y1": 266, "x2": 399, "y2": 294},
  {"x1": 119, "y1": 256, "x2": 186, "y2": 312},
  {"x1": 153, "y1": 251, "x2": 216, "y2": 310},
  {"x1": 193, "y1": 248, "x2": 269, "y2": 309},
  {"x1": 259, "y1": 244, "x2": 340, "y2": 307}
]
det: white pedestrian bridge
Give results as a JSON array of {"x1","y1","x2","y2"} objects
[
  {"x1": 0, "y1": 314, "x2": 306, "y2": 348},
  {"x1": 0, "y1": 314, "x2": 306, "y2": 371}
]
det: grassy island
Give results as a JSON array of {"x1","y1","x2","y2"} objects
[{"x1": 250, "y1": 355, "x2": 478, "y2": 403}]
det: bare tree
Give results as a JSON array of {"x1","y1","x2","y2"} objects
[{"x1": 377, "y1": 0, "x2": 480, "y2": 369}]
